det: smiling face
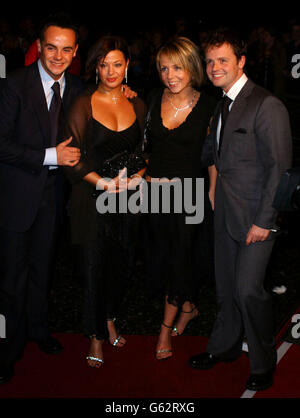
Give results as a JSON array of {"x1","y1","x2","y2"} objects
[
  {"x1": 38, "y1": 25, "x2": 78, "y2": 80},
  {"x1": 97, "y1": 49, "x2": 129, "y2": 90},
  {"x1": 205, "y1": 42, "x2": 246, "y2": 93},
  {"x1": 159, "y1": 53, "x2": 192, "y2": 94}
]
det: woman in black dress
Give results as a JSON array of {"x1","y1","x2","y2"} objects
[
  {"x1": 64, "y1": 36, "x2": 146, "y2": 367},
  {"x1": 143, "y1": 37, "x2": 216, "y2": 360}
]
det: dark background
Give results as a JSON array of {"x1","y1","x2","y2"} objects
[{"x1": 1, "y1": 4, "x2": 300, "y2": 338}]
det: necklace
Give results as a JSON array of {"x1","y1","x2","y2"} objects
[
  {"x1": 168, "y1": 91, "x2": 197, "y2": 118},
  {"x1": 111, "y1": 94, "x2": 122, "y2": 104},
  {"x1": 98, "y1": 88, "x2": 122, "y2": 104}
]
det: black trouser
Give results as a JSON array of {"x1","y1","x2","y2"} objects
[{"x1": 0, "y1": 175, "x2": 59, "y2": 368}]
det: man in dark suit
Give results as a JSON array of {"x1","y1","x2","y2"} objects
[
  {"x1": 189, "y1": 29, "x2": 292, "y2": 391},
  {"x1": 0, "y1": 14, "x2": 83, "y2": 384}
]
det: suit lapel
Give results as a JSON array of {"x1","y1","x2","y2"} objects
[
  {"x1": 63, "y1": 72, "x2": 77, "y2": 110},
  {"x1": 220, "y1": 79, "x2": 254, "y2": 154},
  {"x1": 28, "y1": 62, "x2": 51, "y2": 146}
]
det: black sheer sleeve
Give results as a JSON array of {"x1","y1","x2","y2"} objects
[
  {"x1": 64, "y1": 89, "x2": 95, "y2": 184},
  {"x1": 130, "y1": 96, "x2": 147, "y2": 154}
]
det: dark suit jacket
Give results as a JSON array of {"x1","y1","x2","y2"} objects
[
  {"x1": 0, "y1": 62, "x2": 83, "y2": 232},
  {"x1": 202, "y1": 79, "x2": 293, "y2": 242}
]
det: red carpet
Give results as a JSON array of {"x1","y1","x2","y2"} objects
[
  {"x1": 254, "y1": 343, "x2": 300, "y2": 398},
  {"x1": 0, "y1": 334, "x2": 251, "y2": 398},
  {"x1": 1, "y1": 312, "x2": 300, "y2": 399}
]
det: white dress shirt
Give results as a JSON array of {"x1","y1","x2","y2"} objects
[
  {"x1": 217, "y1": 73, "x2": 248, "y2": 147},
  {"x1": 38, "y1": 59, "x2": 66, "y2": 167}
]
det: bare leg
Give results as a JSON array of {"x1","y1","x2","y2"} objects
[
  {"x1": 171, "y1": 301, "x2": 199, "y2": 336},
  {"x1": 107, "y1": 319, "x2": 126, "y2": 348},
  {"x1": 156, "y1": 296, "x2": 178, "y2": 360},
  {"x1": 86, "y1": 336, "x2": 104, "y2": 368}
]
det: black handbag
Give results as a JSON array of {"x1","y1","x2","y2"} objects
[
  {"x1": 272, "y1": 167, "x2": 300, "y2": 211},
  {"x1": 101, "y1": 150, "x2": 146, "y2": 179}
]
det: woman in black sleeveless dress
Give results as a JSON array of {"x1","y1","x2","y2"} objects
[
  {"x1": 143, "y1": 37, "x2": 216, "y2": 360},
  {"x1": 64, "y1": 36, "x2": 146, "y2": 367}
]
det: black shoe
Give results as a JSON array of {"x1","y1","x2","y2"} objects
[
  {"x1": 0, "y1": 365, "x2": 14, "y2": 384},
  {"x1": 188, "y1": 352, "x2": 236, "y2": 370},
  {"x1": 36, "y1": 336, "x2": 63, "y2": 355},
  {"x1": 245, "y1": 368, "x2": 275, "y2": 391}
]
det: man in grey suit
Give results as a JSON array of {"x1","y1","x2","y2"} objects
[{"x1": 189, "y1": 29, "x2": 292, "y2": 391}]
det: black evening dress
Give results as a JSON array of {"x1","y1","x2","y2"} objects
[
  {"x1": 143, "y1": 88, "x2": 216, "y2": 308},
  {"x1": 64, "y1": 87, "x2": 146, "y2": 340}
]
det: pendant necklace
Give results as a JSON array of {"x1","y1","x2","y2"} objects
[
  {"x1": 168, "y1": 91, "x2": 197, "y2": 118},
  {"x1": 111, "y1": 95, "x2": 121, "y2": 104},
  {"x1": 98, "y1": 88, "x2": 122, "y2": 104}
]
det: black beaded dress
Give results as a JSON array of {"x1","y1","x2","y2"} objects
[
  {"x1": 143, "y1": 88, "x2": 216, "y2": 307},
  {"x1": 64, "y1": 86, "x2": 146, "y2": 340}
]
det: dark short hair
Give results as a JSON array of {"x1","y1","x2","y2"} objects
[
  {"x1": 39, "y1": 12, "x2": 79, "y2": 44},
  {"x1": 85, "y1": 35, "x2": 130, "y2": 80},
  {"x1": 203, "y1": 28, "x2": 247, "y2": 60}
]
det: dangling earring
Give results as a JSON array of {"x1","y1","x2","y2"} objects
[
  {"x1": 96, "y1": 69, "x2": 99, "y2": 84},
  {"x1": 125, "y1": 68, "x2": 128, "y2": 84}
]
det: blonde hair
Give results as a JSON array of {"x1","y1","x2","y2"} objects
[{"x1": 156, "y1": 36, "x2": 204, "y2": 88}]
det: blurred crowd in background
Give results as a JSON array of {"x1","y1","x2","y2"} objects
[{"x1": 0, "y1": 14, "x2": 300, "y2": 102}]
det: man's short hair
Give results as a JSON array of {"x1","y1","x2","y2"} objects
[
  {"x1": 39, "y1": 12, "x2": 79, "y2": 44},
  {"x1": 203, "y1": 27, "x2": 247, "y2": 60}
]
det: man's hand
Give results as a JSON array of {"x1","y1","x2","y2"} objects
[
  {"x1": 246, "y1": 224, "x2": 270, "y2": 246},
  {"x1": 122, "y1": 85, "x2": 137, "y2": 99},
  {"x1": 56, "y1": 137, "x2": 81, "y2": 166}
]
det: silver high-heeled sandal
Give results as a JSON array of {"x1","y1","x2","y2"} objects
[
  {"x1": 107, "y1": 318, "x2": 126, "y2": 348},
  {"x1": 86, "y1": 356, "x2": 104, "y2": 365},
  {"x1": 172, "y1": 306, "x2": 199, "y2": 336}
]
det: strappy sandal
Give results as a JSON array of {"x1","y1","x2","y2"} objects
[
  {"x1": 156, "y1": 323, "x2": 173, "y2": 361},
  {"x1": 107, "y1": 318, "x2": 126, "y2": 348},
  {"x1": 86, "y1": 356, "x2": 104, "y2": 366},
  {"x1": 86, "y1": 336, "x2": 104, "y2": 368},
  {"x1": 112, "y1": 335, "x2": 124, "y2": 347},
  {"x1": 172, "y1": 306, "x2": 199, "y2": 336}
]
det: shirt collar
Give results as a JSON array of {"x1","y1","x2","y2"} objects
[
  {"x1": 223, "y1": 73, "x2": 248, "y2": 102},
  {"x1": 38, "y1": 59, "x2": 65, "y2": 93}
]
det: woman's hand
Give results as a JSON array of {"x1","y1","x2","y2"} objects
[
  {"x1": 96, "y1": 167, "x2": 128, "y2": 193},
  {"x1": 208, "y1": 165, "x2": 217, "y2": 211},
  {"x1": 127, "y1": 174, "x2": 143, "y2": 190},
  {"x1": 208, "y1": 188, "x2": 215, "y2": 211},
  {"x1": 122, "y1": 85, "x2": 137, "y2": 99}
]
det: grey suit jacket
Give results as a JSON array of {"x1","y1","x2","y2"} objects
[{"x1": 202, "y1": 79, "x2": 293, "y2": 242}]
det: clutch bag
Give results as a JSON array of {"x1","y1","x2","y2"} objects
[{"x1": 101, "y1": 150, "x2": 146, "y2": 179}]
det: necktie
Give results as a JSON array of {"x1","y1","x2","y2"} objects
[
  {"x1": 49, "y1": 81, "x2": 62, "y2": 147},
  {"x1": 218, "y1": 95, "x2": 232, "y2": 154}
]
